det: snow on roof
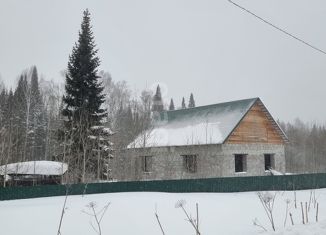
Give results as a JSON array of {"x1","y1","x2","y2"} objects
[
  {"x1": 0, "y1": 161, "x2": 68, "y2": 176},
  {"x1": 128, "y1": 98, "x2": 258, "y2": 148}
]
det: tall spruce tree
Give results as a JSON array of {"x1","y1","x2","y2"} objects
[
  {"x1": 13, "y1": 74, "x2": 28, "y2": 162},
  {"x1": 63, "y1": 9, "x2": 105, "y2": 126},
  {"x1": 152, "y1": 85, "x2": 164, "y2": 112},
  {"x1": 188, "y1": 93, "x2": 195, "y2": 108},
  {"x1": 12, "y1": 67, "x2": 46, "y2": 162},
  {"x1": 29, "y1": 66, "x2": 46, "y2": 161},
  {"x1": 169, "y1": 98, "x2": 175, "y2": 111},
  {"x1": 62, "y1": 9, "x2": 106, "y2": 182},
  {"x1": 3, "y1": 90, "x2": 14, "y2": 165},
  {"x1": 0, "y1": 89, "x2": 7, "y2": 128},
  {"x1": 114, "y1": 104, "x2": 134, "y2": 148},
  {"x1": 181, "y1": 97, "x2": 186, "y2": 109}
]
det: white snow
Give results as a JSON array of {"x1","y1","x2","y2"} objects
[
  {"x1": 102, "y1": 127, "x2": 114, "y2": 135},
  {"x1": 0, "y1": 188, "x2": 325, "y2": 234},
  {"x1": 269, "y1": 169, "x2": 284, "y2": 175},
  {"x1": 129, "y1": 101, "x2": 254, "y2": 148},
  {"x1": 90, "y1": 126, "x2": 114, "y2": 135},
  {"x1": 91, "y1": 125, "x2": 103, "y2": 130},
  {"x1": 88, "y1": 135, "x2": 97, "y2": 140},
  {"x1": 144, "y1": 121, "x2": 224, "y2": 147},
  {"x1": 0, "y1": 161, "x2": 68, "y2": 176}
]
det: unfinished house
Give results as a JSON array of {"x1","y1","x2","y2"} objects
[{"x1": 113, "y1": 98, "x2": 288, "y2": 181}]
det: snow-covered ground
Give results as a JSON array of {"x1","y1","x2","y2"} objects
[{"x1": 0, "y1": 189, "x2": 325, "y2": 234}]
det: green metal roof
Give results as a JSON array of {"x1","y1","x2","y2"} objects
[
  {"x1": 129, "y1": 97, "x2": 288, "y2": 148},
  {"x1": 130, "y1": 97, "x2": 284, "y2": 148},
  {"x1": 158, "y1": 97, "x2": 258, "y2": 124}
]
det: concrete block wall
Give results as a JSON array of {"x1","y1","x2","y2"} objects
[
  {"x1": 113, "y1": 144, "x2": 285, "y2": 181},
  {"x1": 221, "y1": 144, "x2": 285, "y2": 177}
]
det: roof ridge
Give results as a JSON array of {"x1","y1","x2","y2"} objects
[{"x1": 164, "y1": 97, "x2": 259, "y2": 114}]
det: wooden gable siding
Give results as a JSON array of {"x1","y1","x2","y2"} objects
[{"x1": 225, "y1": 102, "x2": 284, "y2": 144}]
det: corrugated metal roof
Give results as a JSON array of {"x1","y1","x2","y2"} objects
[
  {"x1": 158, "y1": 97, "x2": 258, "y2": 123},
  {"x1": 129, "y1": 97, "x2": 267, "y2": 148}
]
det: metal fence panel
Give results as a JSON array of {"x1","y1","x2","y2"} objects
[{"x1": 1, "y1": 173, "x2": 326, "y2": 201}]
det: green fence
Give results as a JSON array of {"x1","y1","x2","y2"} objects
[{"x1": 1, "y1": 173, "x2": 326, "y2": 201}]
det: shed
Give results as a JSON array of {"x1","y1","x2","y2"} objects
[{"x1": 0, "y1": 161, "x2": 68, "y2": 186}]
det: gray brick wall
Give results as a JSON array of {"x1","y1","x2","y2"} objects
[{"x1": 113, "y1": 144, "x2": 285, "y2": 181}]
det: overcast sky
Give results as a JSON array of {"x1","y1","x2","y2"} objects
[{"x1": 0, "y1": 0, "x2": 326, "y2": 123}]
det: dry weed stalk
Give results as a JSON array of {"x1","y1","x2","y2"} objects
[
  {"x1": 57, "y1": 184, "x2": 70, "y2": 235},
  {"x1": 82, "y1": 201, "x2": 110, "y2": 235},
  {"x1": 284, "y1": 199, "x2": 291, "y2": 227},
  {"x1": 257, "y1": 192, "x2": 277, "y2": 231},
  {"x1": 175, "y1": 200, "x2": 200, "y2": 235},
  {"x1": 154, "y1": 205, "x2": 166, "y2": 235},
  {"x1": 300, "y1": 202, "x2": 305, "y2": 224},
  {"x1": 253, "y1": 218, "x2": 267, "y2": 232},
  {"x1": 289, "y1": 212, "x2": 294, "y2": 225},
  {"x1": 316, "y1": 203, "x2": 319, "y2": 222}
]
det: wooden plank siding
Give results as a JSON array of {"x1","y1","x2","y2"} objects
[{"x1": 225, "y1": 102, "x2": 284, "y2": 144}]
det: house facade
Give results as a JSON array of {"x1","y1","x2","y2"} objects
[{"x1": 113, "y1": 98, "x2": 288, "y2": 181}]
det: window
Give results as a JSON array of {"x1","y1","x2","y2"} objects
[
  {"x1": 141, "y1": 156, "x2": 152, "y2": 173},
  {"x1": 234, "y1": 154, "x2": 247, "y2": 173},
  {"x1": 264, "y1": 154, "x2": 275, "y2": 171},
  {"x1": 182, "y1": 155, "x2": 197, "y2": 173}
]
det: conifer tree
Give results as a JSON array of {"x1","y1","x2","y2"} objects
[
  {"x1": 188, "y1": 93, "x2": 195, "y2": 108},
  {"x1": 181, "y1": 97, "x2": 186, "y2": 109},
  {"x1": 4, "y1": 90, "x2": 14, "y2": 133},
  {"x1": 3, "y1": 89, "x2": 14, "y2": 168},
  {"x1": 62, "y1": 9, "x2": 105, "y2": 127},
  {"x1": 13, "y1": 74, "x2": 28, "y2": 162},
  {"x1": 114, "y1": 104, "x2": 134, "y2": 148},
  {"x1": 0, "y1": 78, "x2": 4, "y2": 93},
  {"x1": 152, "y1": 85, "x2": 164, "y2": 112},
  {"x1": 11, "y1": 67, "x2": 46, "y2": 162},
  {"x1": 0, "y1": 89, "x2": 7, "y2": 128},
  {"x1": 29, "y1": 66, "x2": 46, "y2": 161},
  {"x1": 62, "y1": 9, "x2": 106, "y2": 182},
  {"x1": 169, "y1": 98, "x2": 175, "y2": 111}
]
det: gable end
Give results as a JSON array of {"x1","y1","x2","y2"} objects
[{"x1": 224, "y1": 99, "x2": 288, "y2": 144}]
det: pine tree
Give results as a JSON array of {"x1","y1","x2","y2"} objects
[
  {"x1": 13, "y1": 74, "x2": 28, "y2": 162},
  {"x1": 114, "y1": 104, "x2": 134, "y2": 148},
  {"x1": 0, "y1": 89, "x2": 7, "y2": 128},
  {"x1": 169, "y1": 98, "x2": 175, "y2": 111},
  {"x1": 2, "y1": 89, "x2": 14, "y2": 175},
  {"x1": 62, "y1": 9, "x2": 106, "y2": 182},
  {"x1": 152, "y1": 85, "x2": 164, "y2": 112},
  {"x1": 181, "y1": 97, "x2": 186, "y2": 109},
  {"x1": 4, "y1": 90, "x2": 14, "y2": 133},
  {"x1": 62, "y1": 9, "x2": 106, "y2": 127},
  {"x1": 11, "y1": 67, "x2": 47, "y2": 162},
  {"x1": 188, "y1": 93, "x2": 195, "y2": 108},
  {"x1": 29, "y1": 66, "x2": 46, "y2": 161}
]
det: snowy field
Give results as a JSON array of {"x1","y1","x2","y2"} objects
[{"x1": 0, "y1": 189, "x2": 325, "y2": 234}]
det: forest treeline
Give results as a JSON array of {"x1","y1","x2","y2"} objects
[
  {"x1": 280, "y1": 120, "x2": 326, "y2": 173},
  {"x1": 1, "y1": 68, "x2": 325, "y2": 176},
  {"x1": 0, "y1": 68, "x2": 154, "y2": 182}
]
